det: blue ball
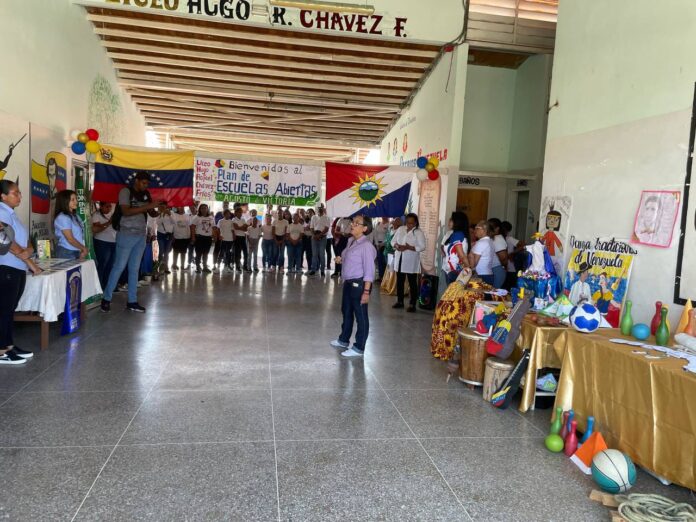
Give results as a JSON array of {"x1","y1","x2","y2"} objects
[
  {"x1": 416, "y1": 156, "x2": 428, "y2": 169},
  {"x1": 631, "y1": 323, "x2": 650, "y2": 341},
  {"x1": 591, "y1": 450, "x2": 637, "y2": 494},
  {"x1": 569, "y1": 303, "x2": 601, "y2": 333}
]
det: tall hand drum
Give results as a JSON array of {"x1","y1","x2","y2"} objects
[{"x1": 457, "y1": 329, "x2": 490, "y2": 388}]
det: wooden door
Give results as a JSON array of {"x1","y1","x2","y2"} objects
[{"x1": 457, "y1": 188, "x2": 489, "y2": 225}]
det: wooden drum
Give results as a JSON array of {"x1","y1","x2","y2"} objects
[
  {"x1": 457, "y1": 329, "x2": 489, "y2": 388},
  {"x1": 483, "y1": 357, "x2": 515, "y2": 402}
]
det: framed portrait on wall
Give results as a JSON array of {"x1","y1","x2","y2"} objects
[
  {"x1": 675, "y1": 84, "x2": 696, "y2": 304},
  {"x1": 631, "y1": 190, "x2": 680, "y2": 248}
]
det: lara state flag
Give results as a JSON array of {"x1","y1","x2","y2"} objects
[
  {"x1": 93, "y1": 146, "x2": 194, "y2": 206},
  {"x1": 325, "y1": 162, "x2": 413, "y2": 218}
]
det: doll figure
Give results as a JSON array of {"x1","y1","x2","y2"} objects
[{"x1": 542, "y1": 205, "x2": 563, "y2": 257}]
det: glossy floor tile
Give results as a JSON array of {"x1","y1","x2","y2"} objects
[{"x1": 2, "y1": 268, "x2": 693, "y2": 520}]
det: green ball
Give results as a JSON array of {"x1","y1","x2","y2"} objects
[{"x1": 545, "y1": 434, "x2": 564, "y2": 453}]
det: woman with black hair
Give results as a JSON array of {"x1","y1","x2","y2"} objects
[
  {"x1": 54, "y1": 189, "x2": 87, "y2": 260},
  {"x1": 0, "y1": 180, "x2": 41, "y2": 365},
  {"x1": 442, "y1": 211, "x2": 471, "y2": 284},
  {"x1": 392, "y1": 212, "x2": 426, "y2": 312},
  {"x1": 488, "y1": 217, "x2": 508, "y2": 289}
]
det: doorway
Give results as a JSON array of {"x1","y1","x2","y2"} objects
[
  {"x1": 456, "y1": 188, "x2": 489, "y2": 225},
  {"x1": 514, "y1": 190, "x2": 530, "y2": 240}
]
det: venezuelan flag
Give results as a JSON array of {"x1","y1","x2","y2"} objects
[
  {"x1": 31, "y1": 160, "x2": 51, "y2": 214},
  {"x1": 93, "y1": 146, "x2": 194, "y2": 206}
]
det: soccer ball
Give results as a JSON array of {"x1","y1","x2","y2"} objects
[{"x1": 569, "y1": 303, "x2": 601, "y2": 333}]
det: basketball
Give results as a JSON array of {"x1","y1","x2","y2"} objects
[
  {"x1": 591, "y1": 449, "x2": 637, "y2": 493},
  {"x1": 569, "y1": 303, "x2": 601, "y2": 333}
]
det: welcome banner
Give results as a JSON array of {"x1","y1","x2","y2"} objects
[{"x1": 194, "y1": 157, "x2": 321, "y2": 206}]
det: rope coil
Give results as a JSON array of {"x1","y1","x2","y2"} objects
[{"x1": 616, "y1": 493, "x2": 696, "y2": 522}]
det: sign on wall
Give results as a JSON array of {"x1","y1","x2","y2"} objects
[
  {"x1": 417, "y1": 177, "x2": 441, "y2": 275},
  {"x1": 0, "y1": 113, "x2": 30, "y2": 226},
  {"x1": 195, "y1": 157, "x2": 321, "y2": 206},
  {"x1": 540, "y1": 195, "x2": 572, "y2": 275}
]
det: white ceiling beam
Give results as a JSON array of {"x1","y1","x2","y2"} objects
[{"x1": 163, "y1": 128, "x2": 375, "y2": 149}]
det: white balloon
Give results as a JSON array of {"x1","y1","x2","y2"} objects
[
  {"x1": 70, "y1": 129, "x2": 82, "y2": 140},
  {"x1": 416, "y1": 168, "x2": 428, "y2": 181}
]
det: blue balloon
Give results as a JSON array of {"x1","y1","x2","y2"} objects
[
  {"x1": 416, "y1": 156, "x2": 428, "y2": 169},
  {"x1": 71, "y1": 141, "x2": 86, "y2": 155}
]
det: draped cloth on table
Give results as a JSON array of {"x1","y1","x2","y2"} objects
[{"x1": 430, "y1": 279, "x2": 501, "y2": 360}]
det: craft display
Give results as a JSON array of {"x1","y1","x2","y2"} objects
[
  {"x1": 591, "y1": 450, "x2": 637, "y2": 494},
  {"x1": 538, "y1": 294, "x2": 574, "y2": 320},
  {"x1": 569, "y1": 303, "x2": 602, "y2": 333},
  {"x1": 517, "y1": 234, "x2": 562, "y2": 310},
  {"x1": 620, "y1": 300, "x2": 633, "y2": 335},
  {"x1": 485, "y1": 291, "x2": 532, "y2": 358}
]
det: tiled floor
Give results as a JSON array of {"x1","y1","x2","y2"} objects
[{"x1": 1, "y1": 268, "x2": 693, "y2": 521}]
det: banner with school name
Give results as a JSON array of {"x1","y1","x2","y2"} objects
[{"x1": 194, "y1": 157, "x2": 321, "y2": 206}]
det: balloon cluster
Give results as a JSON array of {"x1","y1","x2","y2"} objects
[
  {"x1": 416, "y1": 156, "x2": 440, "y2": 181},
  {"x1": 70, "y1": 129, "x2": 101, "y2": 157}
]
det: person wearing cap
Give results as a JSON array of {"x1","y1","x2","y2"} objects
[
  {"x1": 329, "y1": 214, "x2": 377, "y2": 358},
  {"x1": 101, "y1": 171, "x2": 163, "y2": 314},
  {"x1": 568, "y1": 261, "x2": 592, "y2": 305},
  {"x1": 0, "y1": 179, "x2": 42, "y2": 365}
]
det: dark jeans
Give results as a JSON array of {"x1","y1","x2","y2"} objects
[
  {"x1": 504, "y1": 271, "x2": 518, "y2": 290},
  {"x1": 480, "y1": 274, "x2": 494, "y2": 285},
  {"x1": 287, "y1": 241, "x2": 303, "y2": 271},
  {"x1": 194, "y1": 235, "x2": 213, "y2": 268},
  {"x1": 219, "y1": 240, "x2": 234, "y2": 267},
  {"x1": 55, "y1": 246, "x2": 80, "y2": 260},
  {"x1": 333, "y1": 236, "x2": 349, "y2": 276},
  {"x1": 0, "y1": 266, "x2": 26, "y2": 348},
  {"x1": 325, "y1": 239, "x2": 333, "y2": 269},
  {"x1": 212, "y1": 239, "x2": 221, "y2": 266},
  {"x1": 376, "y1": 245, "x2": 386, "y2": 279},
  {"x1": 302, "y1": 236, "x2": 312, "y2": 269},
  {"x1": 93, "y1": 238, "x2": 116, "y2": 289},
  {"x1": 234, "y1": 236, "x2": 249, "y2": 269},
  {"x1": 445, "y1": 270, "x2": 460, "y2": 285},
  {"x1": 339, "y1": 279, "x2": 369, "y2": 353},
  {"x1": 396, "y1": 271, "x2": 419, "y2": 306},
  {"x1": 156, "y1": 232, "x2": 173, "y2": 267}
]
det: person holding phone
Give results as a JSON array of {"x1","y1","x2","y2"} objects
[{"x1": 101, "y1": 171, "x2": 162, "y2": 314}]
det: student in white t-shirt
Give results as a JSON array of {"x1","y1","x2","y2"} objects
[
  {"x1": 286, "y1": 213, "x2": 305, "y2": 273},
  {"x1": 488, "y1": 218, "x2": 509, "y2": 289},
  {"x1": 501, "y1": 220, "x2": 524, "y2": 289},
  {"x1": 469, "y1": 220, "x2": 495, "y2": 286},
  {"x1": 171, "y1": 207, "x2": 191, "y2": 270},
  {"x1": 217, "y1": 209, "x2": 235, "y2": 271},
  {"x1": 273, "y1": 212, "x2": 289, "y2": 271},
  {"x1": 247, "y1": 209, "x2": 261, "y2": 272},
  {"x1": 261, "y1": 214, "x2": 276, "y2": 271},
  {"x1": 231, "y1": 206, "x2": 250, "y2": 272},
  {"x1": 190, "y1": 204, "x2": 214, "y2": 274},
  {"x1": 91, "y1": 201, "x2": 117, "y2": 288}
]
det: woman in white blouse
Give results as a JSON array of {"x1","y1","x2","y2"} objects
[
  {"x1": 468, "y1": 220, "x2": 495, "y2": 286},
  {"x1": 391, "y1": 213, "x2": 426, "y2": 312}
]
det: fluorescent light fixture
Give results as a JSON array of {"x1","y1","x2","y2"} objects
[{"x1": 269, "y1": 0, "x2": 375, "y2": 15}]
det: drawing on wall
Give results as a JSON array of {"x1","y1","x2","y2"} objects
[
  {"x1": 631, "y1": 190, "x2": 680, "y2": 248},
  {"x1": 0, "y1": 112, "x2": 31, "y2": 227},
  {"x1": 675, "y1": 87, "x2": 696, "y2": 304},
  {"x1": 540, "y1": 195, "x2": 572, "y2": 274},
  {"x1": 87, "y1": 75, "x2": 124, "y2": 144}
]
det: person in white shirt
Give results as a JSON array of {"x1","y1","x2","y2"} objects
[
  {"x1": 488, "y1": 218, "x2": 509, "y2": 289},
  {"x1": 372, "y1": 217, "x2": 389, "y2": 280},
  {"x1": 156, "y1": 206, "x2": 175, "y2": 273},
  {"x1": 171, "y1": 207, "x2": 191, "y2": 270},
  {"x1": 217, "y1": 209, "x2": 235, "y2": 271},
  {"x1": 331, "y1": 217, "x2": 352, "y2": 279},
  {"x1": 273, "y1": 211, "x2": 289, "y2": 271},
  {"x1": 501, "y1": 220, "x2": 524, "y2": 289},
  {"x1": 392, "y1": 213, "x2": 426, "y2": 312},
  {"x1": 247, "y1": 209, "x2": 261, "y2": 272},
  {"x1": 91, "y1": 201, "x2": 117, "y2": 288},
  {"x1": 469, "y1": 220, "x2": 495, "y2": 286},
  {"x1": 286, "y1": 213, "x2": 305, "y2": 273},
  {"x1": 261, "y1": 214, "x2": 276, "y2": 271},
  {"x1": 231, "y1": 206, "x2": 250, "y2": 272},
  {"x1": 190, "y1": 204, "x2": 214, "y2": 274},
  {"x1": 309, "y1": 206, "x2": 331, "y2": 276}
]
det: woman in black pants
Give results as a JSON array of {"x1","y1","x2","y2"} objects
[
  {"x1": 190, "y1": 204, "x2": 214, "y2": 273},
  {"x1": 0, "y1": 180, "x2": 42, "y2": 365},
  {"x1": 392, "y1": 213, "x2": 426, "y2": 313}
]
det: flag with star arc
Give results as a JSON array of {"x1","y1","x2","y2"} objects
[{"x1": 92, "y1": 146, "x2": 194, "y2": 207}]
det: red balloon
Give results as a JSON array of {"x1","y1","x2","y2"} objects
[
  {"x1": 428, "y1": 169, "x2": 439, "y2": 180},
  {"x1": 85, "y1": 128, "x2": 100, "y2": 141}
]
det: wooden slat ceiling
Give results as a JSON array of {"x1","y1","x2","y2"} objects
[
  {"x1": 467, "y1": 0, "x2": 558, "y2": 54},
  {"x1": 83, "y1": 6, "x2": 442, "y2": 162}
]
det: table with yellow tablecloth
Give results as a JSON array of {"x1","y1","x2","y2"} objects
[
  {"x1": 514, "y1": 318, "x2": 567, "y2": 413},
  {"x1": 552, "y1": 328, "x2": 696, "y2": 491}
]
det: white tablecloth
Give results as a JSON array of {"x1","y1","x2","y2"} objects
[{"x1": 16, "y1": 259, "x2": 102, "y2": 322}]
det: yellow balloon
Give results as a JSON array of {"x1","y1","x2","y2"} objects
[
  {"x1": 77, "y1": 133, "x2": 89, "y2": 144},
  {"x1": 425, "y1": 162, "x2": 435, "y2": 173},
  {"x1": 85, "y1": 140, "x2": 100, "y2": 153},
  {"x1": 429, "y1": 157, "x2": 440, "y2": 168}
]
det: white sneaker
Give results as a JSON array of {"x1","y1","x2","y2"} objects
[
  {"x1": 330, "y1": 339, "x2": 349, "y2": 349},
  {"x1": 340, "y1": 347, "x2": 364, "y2": 358}
]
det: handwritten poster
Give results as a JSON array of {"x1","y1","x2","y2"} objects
[
  {"x1": 417, "y1": 177, "x2": 441, "y2": 275},
  {"x1": 194, "y1": 157, "x2": 321, "y2": 206}
]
